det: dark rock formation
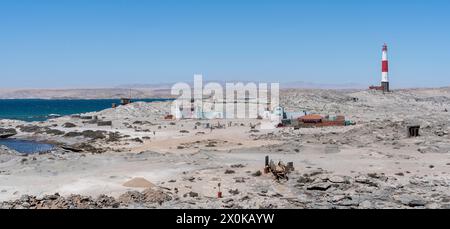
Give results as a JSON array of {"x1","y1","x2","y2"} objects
[{"x1": 0, "y1": 128, "x2": 17, "y2": 138}]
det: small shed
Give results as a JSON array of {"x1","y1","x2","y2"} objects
[
  {"x1": 299, "y1": 114, "x2": 323, "y2": 123},
  {"x1": 120, "y1": 98, "x2": 132, "y2": 105},
  {"x1": 407, "y1": 125, "x2": 420, "y2": 137}
]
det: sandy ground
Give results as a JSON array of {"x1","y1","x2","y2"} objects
[{"x1": 1, "y1": 88, "x2": 450, "y2": 208}]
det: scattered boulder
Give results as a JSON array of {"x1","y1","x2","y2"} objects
[
  {"x1": 367, "y1": 173, "x2": 384, "y2": 179},
  {"x1": 17, "y1": 125, "x2": 42, "y2": 133},
  {"x1": 297, "y1": 176, "x2": 314, "y2": 184},
  {"x1": 68, "y1": 143, "x2": 105, "y2": 154},
  {"x1": 97, "y1": 121, "x2": 112, "y2": 126},
  {"x1": 60, "y1": 145, "x2": 83, "y2": 153},
  {"x1": 231, "y1": 164, "x2": 245, "y2": 168},
  {"x1": 395, "y1": 195, "x2": 427, "y2": 208},
  {"x1": 225, "y1": 169, "x2": 235, "y2": 174},
  {"x1": 252, "y1": 170, "x2": 262, "y2": 177},
  {"x1": 305, "y1": 170, "x2": 324, "y2": 177},
  {"x1": 0, "y1": 128, "x2": 17, "y2": 138},
  {"x1": 141, "y1": 188, "x2": 172, "y2": 204},
  {"x1": 44, "y1": 129, "x2": 65, "y2": 136},
  {"x1": 62, "y1": 123, "x2": 77, "y2": 128},
  {"x1": 184, "y1": 191, "x2": 199, "y2": 198},
  {"x1": 107, "y1": 132, "x2": 122, "y2": 142},
  {"x1": 81, "y1": 130, "x2": 106, "y2": 139},
  {"x1": 118, "y1": 191, "x2": 143, "y2": 205},
  {"x1": 184, "y1": 177, "x2": 196, "y2": 182},
  {"x1": 229, "y1": 189, "x2": 240, "y2": 195},
  {"x1": 64, "y1": 132, "x2": 83, "y2": 137},
  {"x1": 131, "y1": 138, "x2": 143, "y2": 143},
  {"x1": 355, "y1": 175, "x2": 379, "y2": 187},
  {"x1": 95, "y1": 194, "x2": 120, "y2": 208},
  {"x1": 118, "y1": 187, "x2": 172, "y2": 206},
  {"x1": 408, "y1": 199, "x2": 427, "y2": 207},
  {"x1": 306, "y1": 182, "x2": 331, "y2": 191},
  {"x1": 328, "y1": 176, "x2": 348, "y2": 184},
  {"x1": 205, "y1": 142, "x2": 216, "y2": 147}
]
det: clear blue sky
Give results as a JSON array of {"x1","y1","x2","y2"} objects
[{"x1": 1, "y1": 0, "x2": 449, "y2": 88}]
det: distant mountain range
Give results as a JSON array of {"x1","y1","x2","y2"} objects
[
  {"x1": 280, "y1": 81, "x2": 366, "y2": 89},
  {"x1": 0, "y1": 81, "x2": 366, "y2": 99},
  {"x1": 117, "y1": 81, "x2": 366, "y2": 90},
  {"x1": 0, "y1": 88, "x2": 172, "y2": 99}
]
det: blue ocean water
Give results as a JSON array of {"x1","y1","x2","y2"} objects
[
  {"x1": 0, "y1": 139, "x2": 55, "y2": 154},
  {"x1": 0, "y1": 98, "x2": 172, "y2": 122}
]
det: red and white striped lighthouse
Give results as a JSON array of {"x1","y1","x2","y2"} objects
[{"x1": 381, "y1": 43, "x2": 389, "y2": 92}]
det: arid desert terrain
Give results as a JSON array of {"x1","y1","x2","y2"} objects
[{"x1": 1, "y1": 88, "x2": 450, "y2": 209}]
